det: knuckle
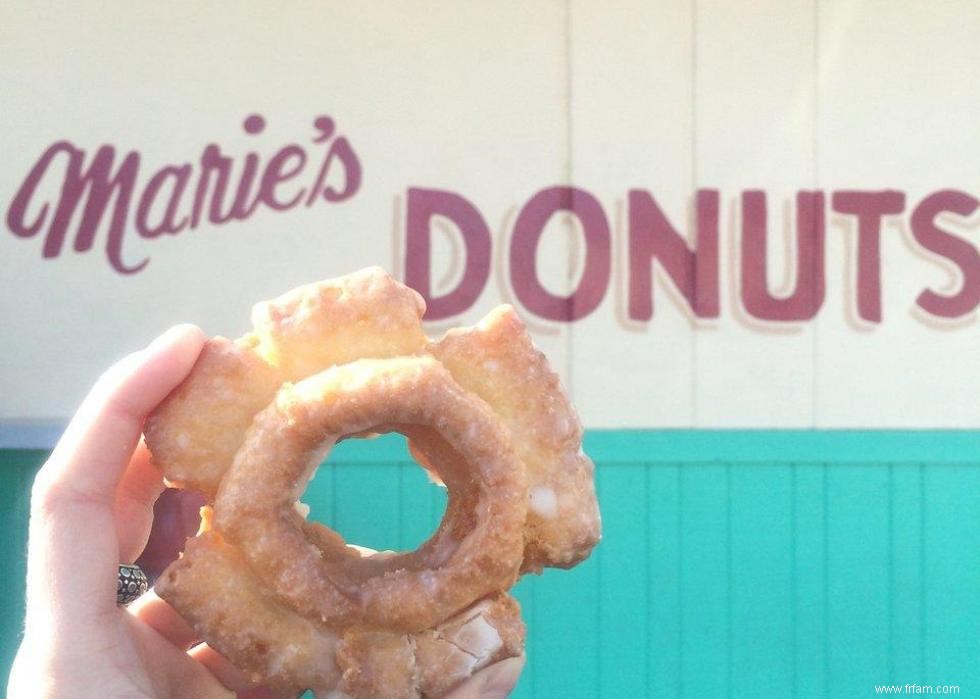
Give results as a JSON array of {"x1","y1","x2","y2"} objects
[{"x1": 30, "y1": 468, "x2": 109, "y2": 518}]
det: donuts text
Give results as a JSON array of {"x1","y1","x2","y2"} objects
[{"x1": 403, "y1": 187, "x2": 980, "y2": 324}]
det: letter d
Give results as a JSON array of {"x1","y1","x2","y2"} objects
[{"x1": 404, "y1": 187, "x2": 491, "y2": 320}]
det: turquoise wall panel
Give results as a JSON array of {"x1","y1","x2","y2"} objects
[
  {"x1": 1, "y1": 432, "x2": 978, "y2": 698},
  {"x1": 0, "y1": 449, "x2": 44, "y2": 691}
]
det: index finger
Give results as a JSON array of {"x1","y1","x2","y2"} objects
[
  {"x1": 26, "y1": 325, "x2": 205, "y2": 624},
  {"x1": 37, "y1": 324, "x2": 205, "y2": 503}
]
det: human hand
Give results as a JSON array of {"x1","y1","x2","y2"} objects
[
  {"x1": 8, "y1": 325, "x2": 243, "y2": 697},
  {"x1": 234, "y1": 654, "x2": 525, "y2": 699},
  {"x1": 440, "y1": 654, "x2": 525, "y2": 699},
  {"x1": 8, "y1": 324, "x2": 525, "y2": 698}
]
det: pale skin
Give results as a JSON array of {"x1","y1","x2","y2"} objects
[{"x1": 8, "y1": 325, "x2": 524, "y2": 699}]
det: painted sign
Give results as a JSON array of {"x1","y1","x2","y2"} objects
[{"x1": 1, "y1": 2, "x2": 977, "y2": 436}]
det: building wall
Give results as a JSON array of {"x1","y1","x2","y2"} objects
[
  {"x1": 2, "y1": 1, "x2": 978, "y2": 433},
  {"x1": 3, "y1": 432, "x2": 978, "y2": 698},
  {"x1": 1, "y1": 2, "x2": 977, "y2": 697}
]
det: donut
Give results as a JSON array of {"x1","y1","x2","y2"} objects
[
  {"x1": 428, "y1": 306, "x2": 601, "y2": 572},
  {"x1": 145, "y1": 267, "x2": 601, "y2": 697}
]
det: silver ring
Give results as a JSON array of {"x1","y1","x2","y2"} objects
[{"x1": 117, "y1": 564, "x2": 148, "y2": 606}]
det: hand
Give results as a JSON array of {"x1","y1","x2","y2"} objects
[
  {"x1": 8, "y1": 325, "x2": 241, "y2": 698},
  {"x1": 8, "y1": 325, "x2": 525, "y2": 698},
  {"x1": 441, "y1": 655, "x2": 525, "y2": 699}
]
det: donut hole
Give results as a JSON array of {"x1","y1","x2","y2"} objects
[
  {"x1": 302, "y1": 433, "x2": 448, "y2": 554},
  {"x1": 212, "y1": 357, "x2": 527, "y2": 630}
]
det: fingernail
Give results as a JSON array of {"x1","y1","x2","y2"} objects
[{"x1": 147, "y1": 324, "x2": 200, "y2": 351}]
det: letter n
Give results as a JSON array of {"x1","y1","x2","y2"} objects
[{"x1": 628, "y1": 189, "x2": 719, "y2": 320}]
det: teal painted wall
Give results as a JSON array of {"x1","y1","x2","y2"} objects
[{"x1": 1, "y1": 432, "x2": 978, "y2": 697}]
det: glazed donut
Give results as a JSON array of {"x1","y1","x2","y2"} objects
[
  {"x1": 145, "y1": 267, "x2": 601, "y2": 697},
  {"x1": 429, "y1": 305, "x2": 601, "y2": 572},
  {"x1": 163, "y1": 532, "x2": 525, "y2": 698}
]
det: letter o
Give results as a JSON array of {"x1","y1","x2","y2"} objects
[{"x1": 509, "y1": 187, "x2": 610, "y2": 322}]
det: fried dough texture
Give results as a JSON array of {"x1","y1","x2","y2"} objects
[{"x1": 145, "y1": 267, "x2": 600, "y2": 697}]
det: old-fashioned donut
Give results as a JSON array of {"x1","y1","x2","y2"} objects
[{"x1": 145, "y1": 267, "x2": 600, "y2": 697}]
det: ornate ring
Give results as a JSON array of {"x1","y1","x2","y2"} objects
[{"x1": 117, "y1": 564, "x2": 148, "y2": 606}]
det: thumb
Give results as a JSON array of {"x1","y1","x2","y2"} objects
[{"x1": 443, "y1": 654, "x2": 526, "y2": 699}]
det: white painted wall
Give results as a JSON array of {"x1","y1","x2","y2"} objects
[{"x1": 1, "y1": 1, "x2": 976, "y2": 433}]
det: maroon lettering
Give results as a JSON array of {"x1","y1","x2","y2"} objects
[
  {"x1": 741, "y1": 190, "x2": 826, "y2": 321},
  {"x1": 7, "y1": 141, "x2": 73, "y2": 240},
  {"x1": 229, "y1": 152, "x2": 262, "y2": 220},
  {"x1": 243, "y1": 114, "x2": 265, "y2": 134},
  {"x1": 628, "y1": 189, "x2": 719, "y2": 320},
  {"x1": 307, "y1": 115, "x2": 361, "y2": 204},
  {"x1": 7, "y1": 141, "x2": 145, "y2": 273},
  {"x1": 404, "y1": 188, "x2": 491, "y2": 320},
  {"x1": 910, "y1": 190, "x2": 980, "y2": 318},
  {"x1": 228, "y1": 114, "x2": 266, "y2": 219},
  {"x1": 831, "y1": 190, "x2": 906, "y2": 323},
  {"x1": 191, "y1": 145, "x2": 234, "y2": 227},
  {"x1": 510, "y1": 186, "x2": 610, "y2": 321},
  {"x1": 136, "y1": 165, "x2": 191, "y2": 238},
  {"x1": 5, "y1": 113, "x2": 362, "y2": 275},
  {"x1": 260, "y1": 146, "x2": 307, "y2": 210}
]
